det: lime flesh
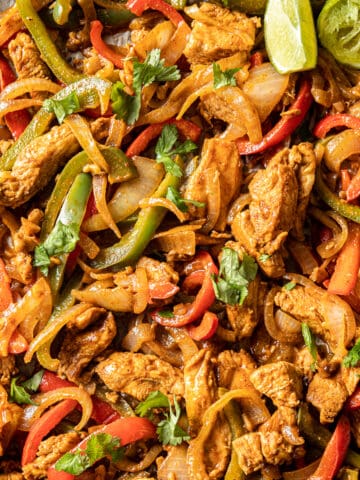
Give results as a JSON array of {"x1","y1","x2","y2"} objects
[{"x1": 264, "y1": 0, "x2": 318, "y2": 74}]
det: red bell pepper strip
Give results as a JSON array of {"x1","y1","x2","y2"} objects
[
  {"x1": 40, "y1": 371, "x2": 120, "y2": 425},
  {"x1": 0, "y1": 55, "x2": 31, "y2": 139},
  {"x1": 90, "y1": 20, "x2": 124, "y2": 69},
  {"x1": 125, "y1": 118, "x2": 201, "y2": 157},
  {"x1": 327, "y1": 222, "x2": 360, "y2": 296},
  {"x1": 236, "y1": 77, "x2": 313, "y2": 155},
  {"x1": 250, "y1": 51, "x2": 263, "y2": 68},
  {"x1": 152, "y1": 250, "x2": 218, "y2": 327},
  {"x1": 126, "y1": 0, "x2": 185, "y2": 26},
  {"x1": 186, "y1": 310, "x2": 219, "y2": 341},
  {"x1": 345, "y1": 385, "x2": 360, "y2": 411},
  {"x1": 149, "y1": 281, "x2": 179, "y2": 300},
  {"x1": 346, "y1": 169, "x2": 360, "y2": 202},
  {"x1": 313, "y1": 113, "x2": 360, "y2": 139},
  {"x1": 8, "y1": 329, "x2": 28, "y2": 354},
  {"x1": 47, "y1": 417, "x2": 157, "y2": 480},
  {"x1": 22, "y1": 399, "x2": 77, "y2": 466},
  {"x1": 309, "y1": 415, "x2": 350, "y2": 480}
]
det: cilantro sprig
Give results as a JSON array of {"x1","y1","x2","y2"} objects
[
  {"x1": 10, "y1": 370, "x2": 44, "y2": 405},
  {"x1": 343, "y1": 339, "x2": 360, "y2": 368},
  {"x1": 301, "y1": 323, "x2": 317, "y2": 372},
  {"x1": 212, "y1": 63, "x2": 240, "y2": 89},
  {"x1": 34, "y1": 221, "x2": 80, "y2": 275},
  {"x1": 166, "y1": 186, "x2": 205, "y2": 212},
  {"x1": 43, "y1": 92, "x2": 80, "y2": 123},
  {"x1": 155, "y1": 124, "x2": 197, "y2": 177},
  {"x1": 112, "y1": 49, "x2": 181, "y2": 124},
  {"x1": 55, "y1": 433, "x2": 123, "y2": 475},
  {"x1": 135, "y1": 391, "x2": 190, "y2": 446},
  {"x1": 211, "y1": 247, "x2": 258, "y2": 305}
]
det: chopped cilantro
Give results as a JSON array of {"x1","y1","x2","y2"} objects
[
  {"x1": 55, "y1": 433, "x2": 123, "y2": 475},
  {"x1": 259, "y1": 253, "x2": 271, "y2": 263},
  {"x1": 34, "y1": 221, "x2": 80, "y2": 275},
  {"x1": 301, "y1": 323, "x2": 317, "y2": 372},
  {"x1": 43, "y1": 92, "x2": 80, "y2": 123},
  {"x1": 343, "y1": 339, "x2": 360, "y2": 368},
  {"x1": 136, "y1": 391, "x2": 190, "y2": 446},
  {"x1": 9, "y1": 370, "x2": 44, "y2": 405},
  {"x1": 166, "y1": 186, "x2": 205, "y2": 212},
  {"x1": 157, "y1": 310, "x2": 175, "y2": 318},
  {"x1": 155, "y1": 124, "x2": 197, "y2": 177},
  {"x1": 212, "y1": 63, "x2": 240, "y2": 89},
  {"x1": 211, "y1": 248, "x2": 258, "y2": 305},
  {"x1": 112, "y1": 49, "x2": 180, "y2": 124}
]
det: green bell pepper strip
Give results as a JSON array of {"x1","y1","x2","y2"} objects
[
  {"x1": 298, "y1": 404, "x2": 360, "y2": 468},
  {"x1": 42, "y1": 173, "x2": 92, "y2": 296},
  {"x1": 41, "y1": 148, "x2": 137, "y2": 240},
  {"x1": 40, "y1": 6, "x2": 82, "y2": 30},
  {"x1": 316, "y1": 168, "x2": 360, "y2": 223},
  {"x1": 219, "y1": 388, "x2": 245, "y2": 480},
  {"x1": 90, "y1": 160, "x2": 182, "y2": 270},
  {"x1": 36, "y1": 270, "x2": 83, "y2": 370},
  {"x1": 16, "y1": 0, "x2": 83, "y2": 84},
  {"x1": 0, "y1": 77, "x2": 112, "y2": 171},
  {"x1": 52, "y1": 0, "x2": 73, "y2": 25},
  {"x1": 97, "y1": 7, "x2": 135, "y2": 26}
]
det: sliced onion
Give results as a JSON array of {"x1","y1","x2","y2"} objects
[
  {"x1": 139, "y1": 196, "x2": 188, "y2": 223},
  {"x1": 264, "y1": 287, "x2": 302, "y2": 344},
  {"x1": 275, "y1": 310, "x2": 302, "y2": 334},
  {"x1": 133, "y1": 266, "x2": 149, "y2": 314},
  {"x1": 25, "y1": 303, "x2": 93, "y2": 364},
  {"x1": 122, "y1": 320, "x2": 155, "y2": 352},
  {"x1": 283, "y1": 459, "x2": 320, "y2": 480},
  {"x1": 106, "y1": 118, "x2": 127, "y2": 148},
  {"x1": 161, "y1": 20, "x2": 191, "y2": 66},
  {"x1": 170, "y1": 327, "x2": 198, "y2": 363},
  {"x1": 116, "y1": 444, "x2": 163, "y2": 472},
  {"x1": 71, "y1": 285, "x2": 133, "y2": 312},
  {"x1": 310, "y1": 207, "x2": 349, "y2": 259},
  {"x1": 202, "y1": 166, "x2": 221, "y2": 233},
  {"x1": 287, "y1": 239, "x2": 318, "y2": 275},
  {"x1": 176, "y1": 83, "x2": 213, "y2": 120},
  {"x1": 93, "y1": 174, "x2": 121, "y2": 239},
  {"x1": 78, "y1": 232, "x2": 100, "y2": 260},
  {"x1": 226, "y1": 194, "x2": 251, "y2": 225},
  {"x1": 30, "y1": 387, "x2": 92, "y2": 431},
  {"x1": 158, "y1": 445, "x2": 188, "y2": 480},
  {"x1": 134, "y1": 21, "x2": 176, "y2": 60},
  {"x1": 64, "y1": 114, "x2": 109, "y2": 172},
  {"x1": 83, "y1": 156, "x2": 164, "y2": 232},
  {"x1": 0, "y1": 78, "x2": 61, "y2": 100},
  {"x1": 323, "y1": 129, "x2": 360, "y2": 173},
  {"x1": 142, "y1": 341, "x2": 183, "y2": 367},
  {"x1": 0, "y1": 278, "x2": 52, "y2": 357},
  {"x1": 243, "y1": 62, "x2": 289, "y2": 122},
  {"x1": 0, "y1": 99, "x2": 43, "y2": 120}
]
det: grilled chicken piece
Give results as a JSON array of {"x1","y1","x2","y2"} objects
[
  {"x1": 250, "y1": 361, "x2": 303, "y2": 408},
  {"x1": 58, "y1": 311, "x2": 116, "y2": 382},
  {"x1": 232, "y1": 143, "x2": 316, "y2": 277},
  {"x1": 95, "y1": 352, "x2": 184, "y2": 400},
  {"x1": 183, "y1": 3, "x2": 259, "y2": 65},
  {"x1": 306, "y1": 374, "x2": 348, "y2": 424},
  {"x1": 0, "y1": 385, "x2": 22, "y2": 457},
  {"x1": 0, "y1": 118, "x2": 110, "y2": 208},
  {"x1": 8, "y1": 32, "x2": 51, "y2": 100},
  {"x1": 0, "y1": 355, "x2": 17, "y2": 386},
  {"x1": 233, "y1": 433, "x2": 264, "y2": 475},
  {"x1": 22, "y1": 433, "x2": 81, "y2": 480},
  {"x1": 184, "y1": 138, "x2": 242, "y2": 232}
]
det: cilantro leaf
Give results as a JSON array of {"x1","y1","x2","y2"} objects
[
  {"x1": 212, "y1": 63, "x2": 240, "y2": 89},
  {"x1": 284, "y1": 281, "x2": 297, "y2": 291},
  {"x1": 34, "y1": 221, "x2": 80, "y2": 275},
  {"x1": 211, "y1": 248, "x2": 258, "y2": 305},
  {"x1": 166, "y1": 186, "x2": 205, "y2": 212},
  {"x1": 43, "y1": 92, "x2": 80, "y2": 123},
  {"x1": 343, "y1": 339, "x2": 360, "y2": 368},
  {"x1": 136, "y1": 391, "x2": 189, "y2": 446},
  {"x1": 157, "y1": 397, "x2": 190, "y2": 446},
  {"x1": 9, "y1": 370, "x2": 44, "y2": 405},
  {"x1": 259, "y1": 253, "x2": 271, "y2": 263},
  {"x1": 155, "y1": 124, "x2": 197, "y2": 177},
  {"x1": 301, "y1": 323, "x2": 317, "y2": 372},
  {"x1": 133, "y1": 49, "x2": 180, "y2": 93},
  {"x1": 111, "y1": 81, "x2": 140, "y2": 126},
  {"x1": 55, "y1": 433, "x2": 124, "y2": 475},
  {"x1": 157, "y1": 310, "x2": 175, "y2": 319},
  {"x1": 135, "y1": 391, "x2": 170, "y2": 417}
]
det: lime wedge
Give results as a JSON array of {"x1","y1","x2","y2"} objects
[
  {"x1": 317, "y1": 0, "x2": 360, "y2": 69},
  {"x1": 264, "y1": 0, "x2": 318, "y2": 74}
]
